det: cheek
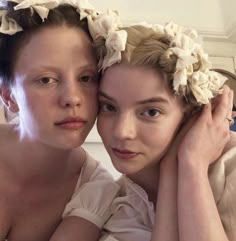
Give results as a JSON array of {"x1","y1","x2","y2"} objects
[
  {"x1": 85, "y1": 89, "x2": 98, "y2": 110},
  {"x1": 144, "y1": 128, "x2": 174, "y2": 158},
  {"x1": 97, "y1": 116, "x2": 109, "y2": 141},
  {"x1": 145, "y1": 118, "x2": 183, "y2": 148},
  {"x1": 97, "y1": 116, "x2": 103, "y2": 137}
]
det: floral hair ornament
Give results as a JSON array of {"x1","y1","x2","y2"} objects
[
  {"x1": 11, "y1": 0, "x2": 59, "y2": 21},
  {"x1": 93, "y1": 18, "x2": 227, "y2": 105},
  {"x1": 87, "y1": 9, "x2": 127, "y2": 71},
  {"x1": 62, "y1": 0, "x2": 97, "y2": 20},
  {"x1": 0, "y1": 9, "x2": 22, "y2": 34},
  {"x1": 0, "y1": 0, "x2": 97, "y2": 35},
  {"x1": 160, "y1": 22, "x2": 227, "y2": 104}
]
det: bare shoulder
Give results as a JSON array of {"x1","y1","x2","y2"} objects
[
  {"x1": 0, "y1": 123, "x2": 17, "y2": 139},
  {"x1": 0, "y1": 124, "x2": 19, "y2": 240},
  {"x1": 0, "y1": 123, "x2": 19, "y2": 162},
  {"x1": 72, "y1": 147, "x2": 98, "y2": 170}
]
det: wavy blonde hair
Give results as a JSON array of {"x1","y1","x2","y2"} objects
[{"x1": 94, "y1": 25, "x2": 202, "y2": 106}]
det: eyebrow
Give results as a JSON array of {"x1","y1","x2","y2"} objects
[
  {"x1": 98, "y1": 91, "x2": 170, "y2": 105},
  {"x1": 31, "y1": 62, "x2": 97, "y2": 71}
]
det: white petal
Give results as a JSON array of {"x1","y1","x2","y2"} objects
[{"x1": 0, "y1": 10, "x2": 22, "y2": 35}]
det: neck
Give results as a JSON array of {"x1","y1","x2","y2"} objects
[
  {"x1": 128, "y1": 163, "x2": 160, "y2": 205},
  {"x1": 6, "y1": 129, "x2": 85, "y2": 185}
]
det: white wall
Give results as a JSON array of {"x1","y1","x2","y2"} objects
[
  {"x1": 82, "y1": 122, "x2": 122, "y2": 179},
  {"x1": 89, "y1": 0, "x2": 235, "y2": 37},
  {"x1": 82, "y1": 141, "x2": 121, "y2": 179},
  {"x1": 203, "y1": 40, "x2": 236, "y2": 73},
  {"x1": 218, "y1": 0, "x2": 236, "y2": 31}
]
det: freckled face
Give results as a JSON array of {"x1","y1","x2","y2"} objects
[
  {"x1": 97, "y1": 64, "x2": 186, "y2": 175},
  {"x1": 11, "y1": 26, "x2": 98, "y2": 149}
]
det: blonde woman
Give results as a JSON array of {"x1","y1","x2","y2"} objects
[{"x1": 89, "y1": 13, "x2": 236, "y2": 241}]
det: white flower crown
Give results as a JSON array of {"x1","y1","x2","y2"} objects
[
  {"x1": 0, "y1": 0, "x2": 97, "y2": 35},
  {"x1": 158, "y1": 22, "x2": 227, "y2": 104},
  {"x1": 87, "y1": 9, "x2": 127, "y2": 71},
  {"x1": 88, "y1": 12, "x2": 227, "y2": 105}
]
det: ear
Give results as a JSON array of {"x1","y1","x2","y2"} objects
[{"x1": 0, "y1": 86, "x2": 19, "y2": 113}]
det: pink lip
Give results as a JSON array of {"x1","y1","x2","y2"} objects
[
  {"x1": 55, "y1": 117, "x2": 86, "y2": 130},
  {"x1": 112, "y1": 148, "x2": 138, "y2": 160}
]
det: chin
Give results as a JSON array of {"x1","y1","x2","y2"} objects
[
  {"x1": 112, "y1": 161, "x2": 139, "y2": 176},
  {"x1": 56, "y1": 137, "x2": 85, "y2": 150}
]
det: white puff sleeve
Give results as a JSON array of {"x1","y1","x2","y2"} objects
[
  {"x1": 62, "y1": 158, "x2": 120, "y2": 229},
  {"x1": 209, "y1": 132, "x2": 236, "y2": 241},
  {"x1": 99, "y1": 176, "x2": 154, "y2": 241}
]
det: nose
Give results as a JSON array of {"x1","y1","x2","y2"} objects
[
  {"x1": 59, "y1": 81, "x2": 82, "y2": 108},
  {"x1": 113, "y1": 113, "x2": 137, "y2": 140}
]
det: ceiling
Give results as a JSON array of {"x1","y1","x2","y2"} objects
[{"x1": 90, "y1": 0, "x2": 236, "y2": 43}]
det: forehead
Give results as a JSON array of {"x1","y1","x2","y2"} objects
[
  {"x1": 99, "y1": 64, "x2": 186, "y2": 109},
  {"x1": 14, "y1": 26, "x2": 96, "y2": 72},
  {"x1": 101, "y1": 64, "x2": 170, "y2": 96}
]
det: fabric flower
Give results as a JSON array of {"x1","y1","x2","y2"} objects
[
  {"x1": 10, "y1": 0, "x2": 96, "y2": 21},
  {"x1": 170, "y1": 47, "x2": 197, "y2": 69},
  {"x1": 0, "y1": 9, "x2": 22, "y2": 35},
  {"x1": 89, "y1": 16, "x2": 227, "y2": 105},
  {"x1": 164, "y1": 22, "x2": 184, "y2": 38},
  {"x1": 208, "y1": 70, "x2": 227, "y2": 94},
  {"x1": 88, "y1": 9, "x2": 122, "y2": 40},
  {"x1": 60, "y1": 0, "x2": 97, "y2": 19},
  {"x1": 173, "y1": 68, "x2": 188, "y2": 91},
  {"x1": 11, "y1": 0, "x2": 59, "y2": 21},
  {"x1": 161, "y1": 21, "x2": 226, "y2": 104},
  {"x1": 193, "y1": 45, "x2": 212, "y2": 71},
  {"x1": 0, "y1": 0, "x2": 96, "y2": 34},
  {"x1": 100, "y1": 30, "x2": 127, "y2": 70},
  {"x1": 88, "y1": 9, "x2": 127, "y2": 71},
  {"x1": 188, "y1": 71, "x2": 214, "y2": 104}
]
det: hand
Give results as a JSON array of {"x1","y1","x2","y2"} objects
[{"x1": 177, "y1": 85, "x2": 233, "y2": 171}]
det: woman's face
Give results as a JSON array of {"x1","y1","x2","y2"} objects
[
  {"x1": 97, "y1": 64, "x2": 186, "y2": 176},
  {"x1": 9, "y1": 26, "x2": 98, "y2": 149}
]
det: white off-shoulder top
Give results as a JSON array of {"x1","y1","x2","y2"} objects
[
  {"x1": 100, "y1": 132, "x2": 236, "y2": 241},
  {"x1": 63, "y1": 152, "x2": 120, "y2": 228}
]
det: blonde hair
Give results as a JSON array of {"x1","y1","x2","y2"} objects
[{"x1": 94, "y1": 25, "x2": 202, "y2": 106}]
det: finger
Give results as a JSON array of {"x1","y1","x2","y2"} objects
[
  {"x1": 230, "y1": 89, "x2": 234, "y2": 108},
  {"x1": 224, "y1": 89, "x2": 234, "y2": 126},
  {"x1": 212, "y1": 85, "x2": 231, "y2": 123},
  {"x1": 229, "y1": 90, "x2": 235, "y2": 125},
  {"x1": 175, "y1": 110, "x2": 201, "y2": 145},
  {"x1": 223, "y1": 89, "x2": 234, "y2": 128},
  {"x1": 200, "y1": 102, "x2": 213, "y2": 123}
]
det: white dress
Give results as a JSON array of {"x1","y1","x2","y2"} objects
[
  {"x1": 63, "y1": 152, "x2": 120, "y2": 228},
  {"x1": 100, "y1": 132, "x2": 236, "y2": 241}
]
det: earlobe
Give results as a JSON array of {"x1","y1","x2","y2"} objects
[{"x1": 0, "y1": 87, "x2": 19, "y2": 113}]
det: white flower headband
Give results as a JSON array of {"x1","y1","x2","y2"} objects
[
  {"x1": 88, "y1": 13, "x2": 227, "y2": 105},
  {"x1": 0, "y1": 0, "x2": 97, "y2": 35},
  {"x1": 157, "y1": 22, "x2": 227, "y2": 104},
  {"x1": 87, "y1": 9, "x2": 127, "y2": 71}
]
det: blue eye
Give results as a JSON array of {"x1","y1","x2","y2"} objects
[{"x1": 141, "y1": 108, "x2": 160, "y2": 117}]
